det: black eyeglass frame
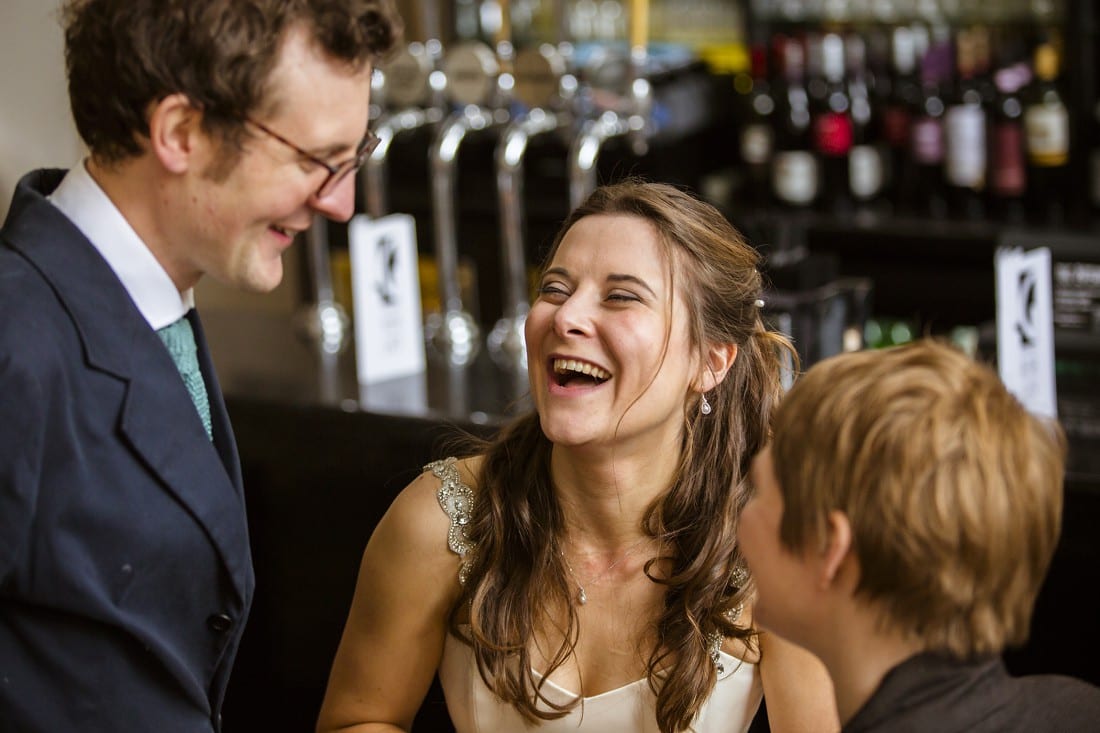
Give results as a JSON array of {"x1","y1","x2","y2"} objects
[{"x1": 246, "y1": 117, "x2": 379, "y2": 199}]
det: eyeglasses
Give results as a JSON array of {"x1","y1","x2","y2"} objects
[{"x1": 246, "y1": 118, "x2": 379, "y2": 199}]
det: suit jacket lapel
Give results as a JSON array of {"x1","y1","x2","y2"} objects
[
  {"x1": 118, "y1": 348, "x2": 252, "y2": 603},
  {"x1": 3, "y1": 170, "x2": 253, "y2": 604}
]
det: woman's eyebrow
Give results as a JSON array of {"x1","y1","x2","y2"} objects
[{"x1": 607, "y1": 273, "x2": 657, "y2": 298}]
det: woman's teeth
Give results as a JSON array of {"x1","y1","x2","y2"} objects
[{"x1": 552, "y1": 358, "x2": 610, "y2": 382}]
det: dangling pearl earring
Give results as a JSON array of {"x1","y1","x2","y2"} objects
[{"x1": 700, "y1": 394, "x2": 712, "y2": 415}]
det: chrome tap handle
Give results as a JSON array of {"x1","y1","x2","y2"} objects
[
  {"x1": 568, "y1": 110, "x2": 629, "y2": 208},
  {"x1": 425, "y1": 107, "x2": 496, "y2": 366},
  {"x1": 363, "y1": 108, "x2": 434, "y2": 219},
  {"x1": 490, "y1": 110, "x2": 564, "y2": 369},
  {"x1": 293, "y1": 216, "x2": 350, "y2": 354},
  {"x1": 362, "y1": 39, "x2": 444, "y2": 218},
  {"x1": 430, "y1": 109, "x2": 494, "y2": 313}
]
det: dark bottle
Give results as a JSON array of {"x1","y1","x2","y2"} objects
[
  {"x1": 988, "y1": 63, "x2": 1030, "y2": 224},
  {"x1": 943, "y1": 29, "x2": 988, "y2": 221},
  {"x1": 811, "y1": 32, "x2": 853, "y2": 215},
  {"x1": 771, "y1": 36, "x2": 819, "y2": 210},
  {"x1": 970, "y1": 25, "x2": 998, "y2": 112},
  {"x1": 1093, "y1": 90, "x2": 1100, "y2": 217},
  {"x1": 1023, "y1": 42, "x2": 1070, "y2": 226},
  {"x1": 804, "y1": 31, "x2": 828, "y2": 112},
  {"x1": 737, "y1": 42, "x2": 775, "y2": 208},
  {"x1": 1093, "y1": 35, "x2": 1100, "y2": 218},
  {"x1": 846, "y1": 33, "x2": 885, "y2": 210},
  {"x1": 881, "y1": 26, "x2": 921, "y2": 212},
  {"x1": 865, "y1": 24, "x2": 893, "y2": 120},
  {"x1": 909, "y1": 37, "x2": 950, "y2": 219}
]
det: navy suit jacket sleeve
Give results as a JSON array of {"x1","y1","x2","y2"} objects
[{"x1": 0, "y1": 321, "x2": 47, "y2": 582}]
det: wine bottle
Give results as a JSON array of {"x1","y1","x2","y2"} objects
[
  {"x1": 811, "y1": 33, "x2": 853, "y2": 215},
  {"x1": 1024, "y1": 41, "x2": 1070, "y2": 226},
  {"x1": 846, "y1": 33, "x2": 885, "y2": 211},
  {"x1": 771, "y1": 36, "x2": 819, "y2": 210},
  {"x1": 1093, "y1": 36, "x2": 1100, "y2": 217},
  {"x1": 1092, "y1": 96, "x2": 1100, "y2": 216},
  {"x1": 943, "y1": 29, "x2": 988, "y2": 221},
  {"x1": 882, "y1": 26, "x2": 920, "y2": 212},
  {"x1": 737, "y1": 42, "x2": 775, "y2": 207},
  {"x1": 988, "y1": 63, "x2": 1029, "y2": 224},
  {"x1": 909, "y1": 35, "x2": 950, "y2": 219}
]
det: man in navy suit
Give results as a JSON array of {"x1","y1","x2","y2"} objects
[{"x1": 0, "y1": 1, "x2": 400, "y2": 730}]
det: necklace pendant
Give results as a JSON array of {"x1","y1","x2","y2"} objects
[{"x1": 578, "y1": 587, "x2": 587, "y2": 605}]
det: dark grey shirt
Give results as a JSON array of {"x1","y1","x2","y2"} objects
[{"x1": 843, "y1": 652, "x2": 1100, "y2": 732}]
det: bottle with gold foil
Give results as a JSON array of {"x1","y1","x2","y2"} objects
[{"x1": 1024, "y1": 41, "x2": 1070, "y2": 226}]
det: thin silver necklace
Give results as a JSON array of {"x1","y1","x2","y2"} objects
[{"x1": 560, "y1": 537, "x2": 651, "y2": 605}]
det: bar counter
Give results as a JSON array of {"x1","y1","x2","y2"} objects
[{"x1": 205, "y1": 308, "x2": 1100, "y2": 733}]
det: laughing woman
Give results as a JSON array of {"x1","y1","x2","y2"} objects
[{"x1": 317, "y1": 180, "x2": 838, "y2": 733}]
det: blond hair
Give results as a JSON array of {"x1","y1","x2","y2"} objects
[{"x1": 770, "y1": 339, "x2": 1066, "y2": 657}]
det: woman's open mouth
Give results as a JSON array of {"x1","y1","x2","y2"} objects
[{"x1": 552, "y1": 358, "x2": 611, "y2": 388}]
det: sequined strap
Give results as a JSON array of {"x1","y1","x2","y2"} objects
[
  {"x1": 429, "y1": 457, "x2": 476, "y2": 585},
  {"x1": 708, "y1": 564, "x2": 751, "y2": 674}
]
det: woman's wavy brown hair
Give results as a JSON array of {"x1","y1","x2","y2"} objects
[
  {"x1": 449, "y1": 179, "x2": 797, "y2": 732},
  {"x1": 62, "y1": 0, "x2": 402, "y2": 166}
]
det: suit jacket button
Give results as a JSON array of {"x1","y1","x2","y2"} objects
[{"x1": 207, "y1": 613, "x2": 233, "y2": 633}]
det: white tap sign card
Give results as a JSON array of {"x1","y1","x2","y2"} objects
[
  {"x1": 995, "y1": 245, "x2": 1056, "y2": 418},
  {"x1": 349, "y1": 213, "x2": 426, "y2": 384}
]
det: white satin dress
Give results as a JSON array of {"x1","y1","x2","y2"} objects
[{"x1": 430, "y1": 459, "x2": 764, "y2": 733}]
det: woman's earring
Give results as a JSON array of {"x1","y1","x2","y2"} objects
[{"x1": 700, "y1": 394, "x2": 712, "y2": 415}]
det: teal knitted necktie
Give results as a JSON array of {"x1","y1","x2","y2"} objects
[{"x1": 157, "y1": 314, "x2": 213, "y2": 440}]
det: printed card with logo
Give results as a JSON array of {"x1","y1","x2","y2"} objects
[{"x1": 349, "y1": 213, "x2": 426, "y2": 384}]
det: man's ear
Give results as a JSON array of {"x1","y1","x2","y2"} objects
[
  {"x1": 147, "y1": 93, "x2": 204, "y2": 174},
  {"x1": 817, "y1": 510, "x2": 854, "y2": 590},
  {"x1": 697, "y1": 342, "x2": 738, "y2": 392}
]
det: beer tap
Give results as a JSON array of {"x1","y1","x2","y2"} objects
[
  {"x1": 293, "y1": 216, "x2": 350, "y2": 355},
  {"x1": 424, "y1": 2, "x2": 514, "y2": 367},
  {"x1": 488, "y1": 4, "x2": 577, "y2": 369},
  {"x1": 362, "y1": 0, "x2": 445, "y2": 218},
  {"x1": 295, "y1": 0, "x2": 446, "y2": 359},
  {"x1": 568, "y1": 0, "x2": 652, "y2": 208}
]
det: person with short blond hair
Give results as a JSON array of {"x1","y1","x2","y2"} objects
[{"x1": 739, "y1": 339, "x2": 1100, "y2": 732}]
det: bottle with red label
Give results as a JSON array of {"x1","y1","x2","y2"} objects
[
  {"x1": 988, "y1": 63, "x2": 1030, "y2": 224},
  {"x1": 811, "y1": 32, "x2": 853, "y2": 215}
]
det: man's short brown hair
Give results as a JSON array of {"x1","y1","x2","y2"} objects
[
  {"x1": 770, "y1": 340, "x2": 1066, "y2": 658},
  {"x1": 62, "y1": 0, "x2": 402, "y2": 165}
]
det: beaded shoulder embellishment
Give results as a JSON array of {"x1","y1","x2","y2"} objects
[
  {"x1": 707, "y1": 564, "x2": 751, "y2": 674},
  {"x1": 429, "y1": 457, "x2": 476, "y2": 586}
]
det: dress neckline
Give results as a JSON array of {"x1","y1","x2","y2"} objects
[{"x1": 530, "y1": 648, "x2": 748, "y2": 702}]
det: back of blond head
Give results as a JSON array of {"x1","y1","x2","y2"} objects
[{"x1": 770, "y1": 340, "x2": 1066, "y2": 658}]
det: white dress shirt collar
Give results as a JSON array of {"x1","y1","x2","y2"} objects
[{"x1": 48, "y1": 160, "x2": 194, "y2": 330}]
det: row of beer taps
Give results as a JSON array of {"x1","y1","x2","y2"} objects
[{"x1": 302, "y1": 0, "x2": 660, "y2": 371}]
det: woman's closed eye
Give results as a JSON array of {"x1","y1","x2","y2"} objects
[{"x1": 537, "y1": 282, "x2": 570, "y2": 300}]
